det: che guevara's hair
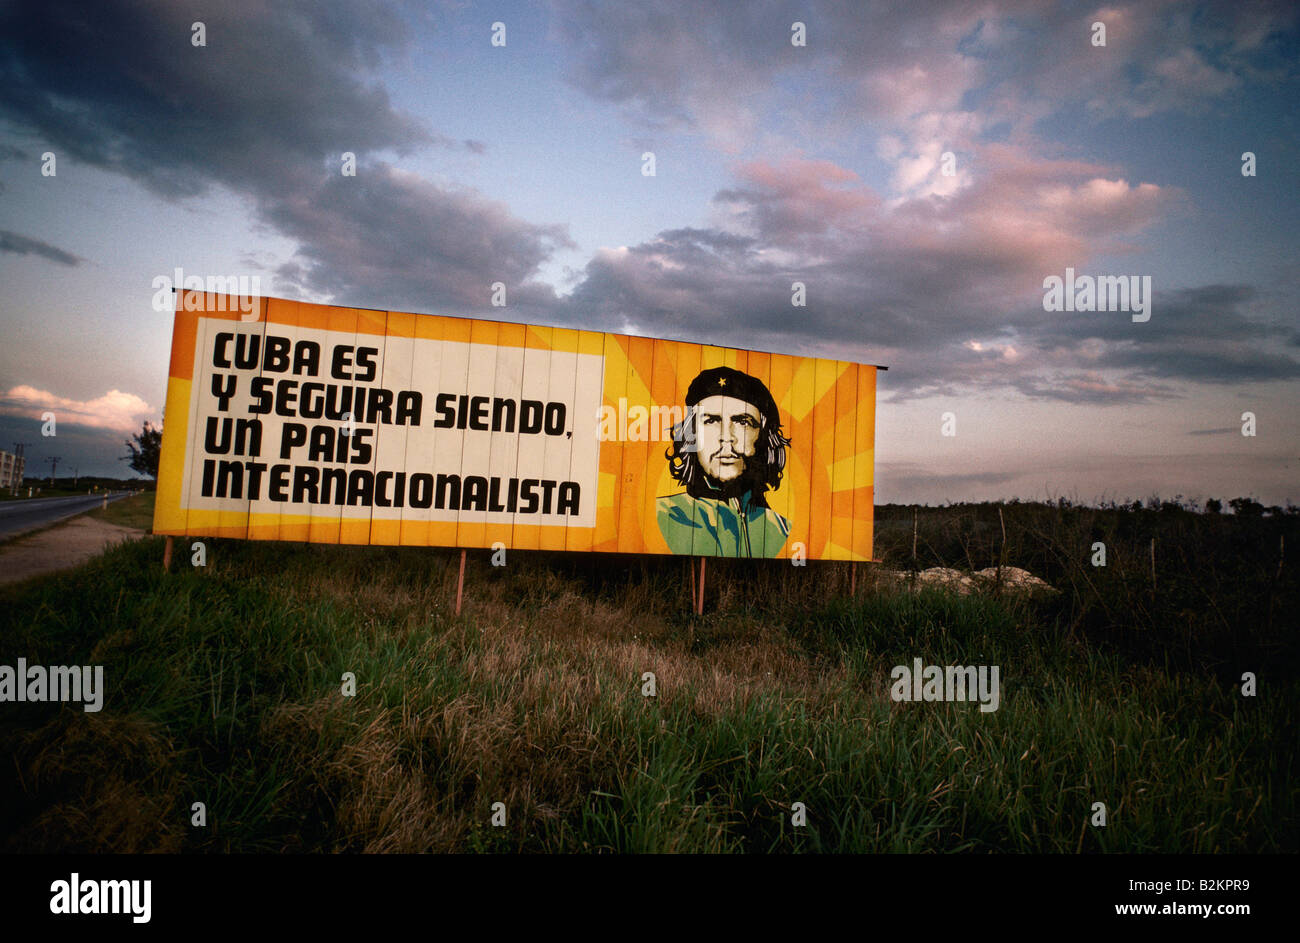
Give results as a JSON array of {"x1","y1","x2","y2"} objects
[{"x1": 665, "y1": 403, "x2": 791, "y2": 499}]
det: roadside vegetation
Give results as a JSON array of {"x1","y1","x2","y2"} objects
[
  {"x1": 87, "y1": 491, "x2": 156, "y2": 532},
  {"x1": 1, "y1": 476, "x2": 149, "y2": 501},
  {"x1": 1, "y1": 500, "x2": 1294, "y2": 852}
]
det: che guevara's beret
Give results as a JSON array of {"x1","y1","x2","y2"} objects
[{"x1": 685, "y1": 367, "x2": 780, "y2": 423}]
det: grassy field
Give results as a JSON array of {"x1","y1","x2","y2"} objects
[
  {"x1": 0, "y1": 502, "x2": 1295, "y2": 853},
  {"x1": 87, "y1": 491, "x2": 156, "y2": 531}
]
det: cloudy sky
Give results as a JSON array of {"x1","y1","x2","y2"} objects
[{"x1": 1, "y1": 0, "x2": 1296, "y2": 504}]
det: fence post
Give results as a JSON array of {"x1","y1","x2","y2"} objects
[
  {"x1": 688, "y1": 556, "x2": 696, "y2": 612},
  {"x1": 455, "y1": 549, "x2": 467, "y2": 616}
]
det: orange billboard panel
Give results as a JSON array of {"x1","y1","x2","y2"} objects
[{"x1": 154, "y1": 292, "x2": 877, "y2": 560}]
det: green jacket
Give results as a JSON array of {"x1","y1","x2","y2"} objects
[{"x1": 656, "y1": 491, "x2": 790, "y2": 558}]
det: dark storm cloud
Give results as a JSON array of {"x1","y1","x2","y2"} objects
[
  {"x1": 0, "y1": 0, "x2": 559, "y2": 307},
  {"x1": 551, "y1": 0, "x2": 1018, "y2": 132},
  {"x1": 267, "y1": 164, "x2": 572, "y2": 316},
  {"x1": 1, "y1": 0, "x2": 1294, "y2": 408},
  {"x1": 563, "y1": 228, "x2": 788, "y2": 343},
  {"x1": 562, "y1": 222, "x2": 917, "y2": 353},
  {"x1": 553, "y1": 0, "x2": 1298, "y2": 131},
  {"x1": 1038, "y1": 284, "x2": 1271, "y2": 345},
  {"x1": 1036, "y1": 284, "x2": 1300, "y2": 384},
  {"x1": 0, "y1": 0, "x2": 429, "y2": 197},
  {"x1": 559, "y1": 158, "x2": 1295, "y2": 402},
  {"x1": 0, "y1": 415, "x2": 142, "y2": 480},
  {"x1": 876, "y1": 463, "x2": 1021, "y2": 491},
  {"x1": 0, "y1": 230, "x2": 81, "y2": 265},
  {"x1": 1008, "y1": 373, "x2": 1181, "y2": 405}
]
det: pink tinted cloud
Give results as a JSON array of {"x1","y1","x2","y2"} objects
[
  {"x1": 722, "y1": 150, "x2": 1174, "y2": 303},
  {"x1": 0, "y1": 386, "x2": 155, "y2": 432},
  {"x1": 718, "y1": 157, "x2": 880, "y2": 238}
]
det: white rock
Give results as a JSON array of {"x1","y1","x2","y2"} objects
[{"x1": 867, "y1": 565, "x2": 1057, "y2": 596}]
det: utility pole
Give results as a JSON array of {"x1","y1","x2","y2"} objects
[
  {"x1": 73, "y1": 466, "x2": 79, "y2": 488},
  {"x1": 48, "y1": 455, "x2": 61, "y2": 486}
]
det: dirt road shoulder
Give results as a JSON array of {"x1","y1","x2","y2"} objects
[{"x1": 0, "y1": 515, "x2": 146, "y2": 587}]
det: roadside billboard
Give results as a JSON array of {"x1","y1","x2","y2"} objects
[{"x1": 154, "y1": 292, "x2": 876, "y2": 560}]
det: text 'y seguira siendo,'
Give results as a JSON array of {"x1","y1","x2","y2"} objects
[{"x1": 198, "y1": 331, "x2": 582, "y2": 514}]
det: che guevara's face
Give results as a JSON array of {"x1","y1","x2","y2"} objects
[{"x1": 693, "y1": 395, "x2": 761, "y2": 483}]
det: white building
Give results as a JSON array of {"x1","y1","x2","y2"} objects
[{"x1": 0, "y1": 449, "x2": 26, "y2": 490}]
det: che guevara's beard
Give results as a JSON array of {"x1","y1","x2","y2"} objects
[
  {"x1": 689, "y1": 455, "x2": 769, "y2": 506},
  {"x1": 705, "y1": 450, "x2": 743, "y2": 483}
]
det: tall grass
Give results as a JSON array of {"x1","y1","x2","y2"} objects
[
  {"x1": 0, "y1": 502, "x2": 1295, "y2": 853},
  {"x1": 875, "y1": 501, "x2": 1298, "y2": 678}
]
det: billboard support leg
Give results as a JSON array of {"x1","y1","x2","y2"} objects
[
  {"x1": 163, "y1": 536, "x2": 173, "y2": 573},
  {"x1": 455, "y1": 549, "x2": 466, "y2": 616},
  {"x1": 850, "y1": 562, "x2": 857, "y2": 597},
  {"x1": 688, "y1": 556, "x2": 696, "y2": 611},
  {"x1": 696, "y1": 557, "x2": 706, "y2": 615}
]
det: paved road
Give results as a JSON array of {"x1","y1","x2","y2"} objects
[{"x1": 0, "y1": 492, "x2": 134, "y2": 539}]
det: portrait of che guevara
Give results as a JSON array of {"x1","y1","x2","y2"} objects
[{"x1": 656, "y1": 366, "x2": 792, "y2": 558}]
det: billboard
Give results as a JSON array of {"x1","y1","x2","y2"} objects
[{"x1": 155, "y1": 292, "x2": 877, "y2": 560}]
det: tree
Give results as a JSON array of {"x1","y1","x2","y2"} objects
[
  {"x1": 125, "y1": 420, "x2": 162, "y2": 478},
  {"x1": 1205, "y1": 498, "x2": 1222, "y2": 514},
  {"x1": 1228, "y1": 496, "x2": 1264, "y2": 518}
]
